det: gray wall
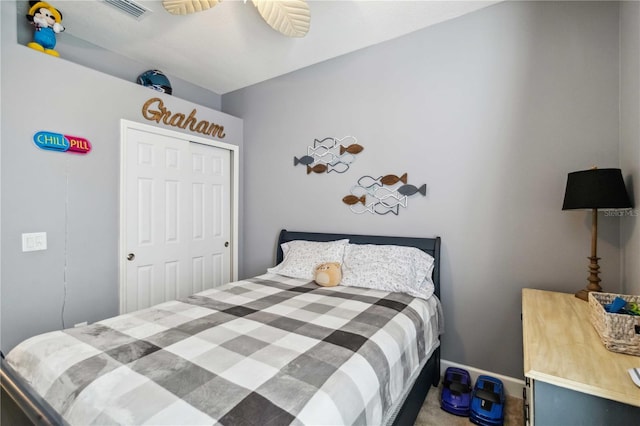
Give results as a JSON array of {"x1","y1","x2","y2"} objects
[
  {"x1": 0, "y1": 0, "x2": 243, "y2": 353},
  {"x1": 223, "y1": 1, "x2": 625, "y2": 379},
  {"x1": 620, "y1": 1, "x2": 640, "y2": 295}
]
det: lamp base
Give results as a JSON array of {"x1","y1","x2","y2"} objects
[
  {"x1": 575, "y1": 253, "x2": 603, "y2": 302},
  {"x1": 575, "y1": 288, "x2": 600, "y2": 301}
]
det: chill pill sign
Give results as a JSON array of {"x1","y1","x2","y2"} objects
[{"x1": 33, "y1": 131, "x2": 92, "y2": 154}]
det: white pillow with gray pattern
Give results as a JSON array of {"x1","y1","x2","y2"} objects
[
  {"x1": 341, "y1": 244, "x2": 435, "y2": 300},
  {"x1": 268, "y1": 239, "x2": 349, "y2": 280}
]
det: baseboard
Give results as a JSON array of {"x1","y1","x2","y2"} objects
[{"x1": 440, "y1": 359, "x2": 525, "y2": 398}]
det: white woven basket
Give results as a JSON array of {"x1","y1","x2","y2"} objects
[{"x1": 588, "y1": 292, "x2": 640, "y2": 356}]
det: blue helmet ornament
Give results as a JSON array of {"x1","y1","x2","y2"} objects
[{"x1": 137, "y1": 69, "x2": 172, "y2": 95}]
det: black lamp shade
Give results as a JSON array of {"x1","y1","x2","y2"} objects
[{"x1": 562, "y1": 168, "x2": 632, "y2": 210}]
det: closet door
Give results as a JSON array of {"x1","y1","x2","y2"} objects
[{"x1": 121, "y1": 121, "x2": 235, "y2": 313}]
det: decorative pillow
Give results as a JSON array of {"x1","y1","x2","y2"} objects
[
  {"x1": 341, "y1": 244, "x2": 435, "y2": 299},
  {"x1": 314, "y1": 262, "x2": 342, "y2": 287},
  {"x1": 268, "y1": 239, "x2": 349, "y2": 280}
]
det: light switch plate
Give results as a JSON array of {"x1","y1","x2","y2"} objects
[{"x1": 22, "y1": 232, "x2": 47, "y2": 252}]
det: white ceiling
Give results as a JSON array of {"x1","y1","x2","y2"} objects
[{"x1": 57, "y1": 0, "x2": 499, "y2": 94}]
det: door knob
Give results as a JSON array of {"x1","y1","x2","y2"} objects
[
  {"x1": 127, "y1": 253, "x2": 135, "y2": 261},
  {"x1": 224, "y1": 242, "x2": 229, "y2": 247}
]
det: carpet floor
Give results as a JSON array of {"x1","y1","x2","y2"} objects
[{"x1": 414, "y1": 381, "x2": 525, "y2": 426}]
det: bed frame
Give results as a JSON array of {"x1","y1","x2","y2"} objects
[
  {"x1": 1, "y1": 230, "x2": 441, "y2": 426},
  {"x1": 1, "y1": 358, "x2": 64, "y2": 425},
  {"x1": 276, "y1": 229, "x2": 442, "y2": 426}
]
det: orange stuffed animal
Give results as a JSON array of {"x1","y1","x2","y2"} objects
[{"x1": 314, "y1": 262, "x2": 342, "y2": 287}]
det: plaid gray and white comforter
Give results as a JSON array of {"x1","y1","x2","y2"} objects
[{"x1": 6, "y1": 273, "x2": 441, "y2": 426}]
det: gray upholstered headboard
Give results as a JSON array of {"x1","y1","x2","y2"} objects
[{"x1": 275, "y1": 229, "x2": 441, "y2": 298}]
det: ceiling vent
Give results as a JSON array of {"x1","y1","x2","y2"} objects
[{"x1": 103, "y1": 0, "x2": 152, "y2": 20}]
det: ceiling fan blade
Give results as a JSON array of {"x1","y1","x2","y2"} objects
[
  {"x1": 162, "y1": 0, "x2": 220, "y2": 15},
  {"x1": 251, "y1": 0, "x2": 311, "y2": 38}
]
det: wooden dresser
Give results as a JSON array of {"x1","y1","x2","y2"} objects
[{"x1": 522, "y1": 289, "x2": 640, "y2": 425}]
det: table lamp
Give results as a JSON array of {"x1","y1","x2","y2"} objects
[{"x1": 562, "y1": 167, "x2": 631, "y2": 301}]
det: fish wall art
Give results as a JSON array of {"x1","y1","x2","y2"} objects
[
  {"x1": 294, "y1": 136, "x2": 364, "y2": 174},
  {"x1": 342, "y1": 173, "x2": 427, "y2": 215}
]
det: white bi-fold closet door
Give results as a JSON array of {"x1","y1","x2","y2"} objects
[{"x1": 120, "y1": 120, "x2": 238, "y2": 313}]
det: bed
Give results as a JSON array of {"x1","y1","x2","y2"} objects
[{"x1": 1, "y1": 229, "x2": 442, "y2": 426}]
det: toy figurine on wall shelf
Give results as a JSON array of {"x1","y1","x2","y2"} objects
[{"x1": 26, "y1": 1, "x2": 65, "y2": 57}]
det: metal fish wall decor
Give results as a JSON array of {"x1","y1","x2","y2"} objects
[
  {"x1": 294, "y1": 136, "x2": 364, "y2": 174},
  {"x1": 343, "y1": 173, "x2": 427, "y2": 215}
]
